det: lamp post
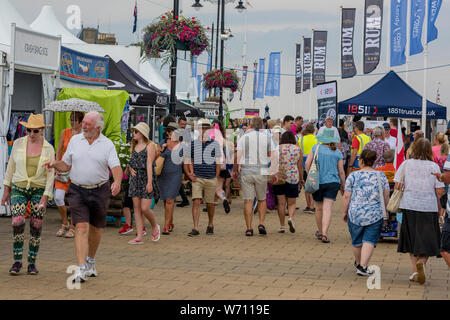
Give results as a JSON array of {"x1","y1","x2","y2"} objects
[
  {"x1": 192, "y1": 0, "x2": 246, "y2": 124},
  {"x1": 169, "y1": 0, "x2": 180, "y2": 115}
]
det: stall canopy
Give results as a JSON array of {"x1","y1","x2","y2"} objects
[
  {"x1": 338, "y1": 71, "x2": 446, "y2": 119},
  {"x1": 107, "y1": 57, "x2": 168, "y2": 108},
  {"x1": 176, "y1": 100, "x2": 205, "y2": 117}
]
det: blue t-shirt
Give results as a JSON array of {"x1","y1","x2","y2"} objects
[
  {"x1": 188, "y1": 139, "x2": 222, "y2": 179},
  {"x1": 345, "y1": 171, "x2": 389, "y2": 226},
  {"x1": 311, "y1": 144, "x2": 343, "y2": 184}
]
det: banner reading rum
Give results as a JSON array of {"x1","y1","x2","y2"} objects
[
  {"x1": 303, "y1": 38, "x2": 312, "y2": 91},
  {"x1": 341, "y1": 8, "x2": 357, "y2": 78},
  {"x1": 295, "y1": 43, "x2": 302, "y2": 94},
  {"x1": 313, "y1": 30, "x2": 327, "y2": 87},
  {"x1": 364, "y1": 0, "x2": 383, "y2": 74}
]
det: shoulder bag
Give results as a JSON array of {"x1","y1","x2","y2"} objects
[
  {"x1": 304, "y1": 145, "x2": 320, "y2": 194},
  {"x1": 386, "y1": 161, "x2": 407, "y2": 213},
  {"x1": 155, "y1": 154, "x2": 165, "y2": 176}
]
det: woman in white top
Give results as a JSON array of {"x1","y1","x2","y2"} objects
[{"x1": 394, "y1": 138, "x2": 444, "y2": 285}]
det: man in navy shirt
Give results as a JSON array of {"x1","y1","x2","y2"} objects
[{"x1": 184, "y1": 119, "x2": 221, "y2": 236}]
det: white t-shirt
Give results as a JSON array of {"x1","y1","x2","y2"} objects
[
  {"x1": 386, "y1": 135, "x2": 397, "y2": 150},
  {"x1": 62, "y1": 133, "x2": 120, "y2": 185},
  {"x1": 394, "y1": 159, "x2": 444, "y2": 212},
  {"x1": 318, "y1": 126, "x2": 340, "y2": 140},
  {"x1": 237, "y1": 129, "x2": 277, "y2": 175}
]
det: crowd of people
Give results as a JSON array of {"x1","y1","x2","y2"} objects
[{"x1": 1, "y1": 111, "x2": 449, "y2": 285}]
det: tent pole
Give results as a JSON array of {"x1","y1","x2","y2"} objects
[
  {"x1": 405, "y1": 0, "x2": 411, "y2": 83},
  {"x1": 153, "y1": 105, "x2": 155, "y2": 141},
  {"x1": 422, "y1": 2, "x2": 428, "y2": 137}
]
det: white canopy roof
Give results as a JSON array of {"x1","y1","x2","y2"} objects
[
  {"x1": 30, "y1": 5, "x2": 85, "y2": 44},
  {"x1": 0, "y1": 0, "x2": 30, "y2": 52},
  {"x1": 139, "y1": 58, "x2": 170, "y2": 93}
]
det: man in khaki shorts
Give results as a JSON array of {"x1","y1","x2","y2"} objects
[
  {"x1": 184, "y1": 119, "x2": 221, "y2": 236},
  {"x1": 234, "y1": 117, "x2": 277, "y2": 236}
]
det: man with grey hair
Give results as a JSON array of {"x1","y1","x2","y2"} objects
[
  {"x1": 364, "y1": 126, "x2": 390, "y2": 168},
  {"x1": 234, "y1": 116, "x2": 278, "y2": 236},
  {"x1": 44, "y1": 111, "x2": 122, "y2": 283}
]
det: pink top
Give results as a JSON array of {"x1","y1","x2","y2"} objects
[{"x1": 432, "y1": 145, "x2": 446, "y2": 170}]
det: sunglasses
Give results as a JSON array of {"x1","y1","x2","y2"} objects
[{"x1": 26, "y1": 129, "x2": 40, "y2": 134}]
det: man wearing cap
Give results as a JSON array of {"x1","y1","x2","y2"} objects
[
  {"x1": 383, "y1": 122, "x2": 397, "y2": 150},
  {"x1": 44, "y1": 111, "x2": 122, "y2": 283},
  {"x1": 184, "y1": 119, "x2": 222, "y2": 236}
]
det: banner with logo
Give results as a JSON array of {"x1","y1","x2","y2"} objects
[
  {"x1": 303, "y1": 38, "x2": 312, "y2": 91},
  {"x1": 391, "y1": 0, "x2": 407, "y2": 67},
  {"x1": 410, "y1": 0, "x2": 425, "y2": 56},
  {"x1": 60, "y1": 46, "x2": 109, "y2": 85},
  {"x1": 364, "y1": 0, "x2": 383, "y2": 74},
  {"x1": 240, "y1": 65, "x2": 248, "y2": 101},
  {"x1": 204, "y1": 53, "x2": 211, "y2": 99},
  {"x1": 317, "y1": 81, "x2": 338, "y2": 127},
  {"x1": 252, "y1": 62, "x2": 258, "y2": 100},
  {"x1": 191, "y1": 56, "x2": 198, "y2": 78},
  {"x1": 313, "y1": 31, "x2": 327, "y2": 87},
  {"x1": 197, "y1": 75, "x2": 202, "y2": 100},
  {"x1": 255, "y1": 58, "x2": 265, "y2": 99},
  {"x1": 295, "y1": 44, "x2": 302, "y2": 94},
  {"x1": 341, "y1": 8, "x2": 357, "y2": 78},
  {"x1": 427, "y1": 0, "x2": 442, "y2": 43},
  {"x1": 265, "y1": 52, "x2": 281, "y2": 96}
]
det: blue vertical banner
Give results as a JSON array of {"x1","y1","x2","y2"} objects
[
  {"x1": 255, "y1": 58, "x2": 265, "y2": 99},
  {"x1": 239, "y1": 65, "x2": 248, "y2": 101},
  {"x1": 252, "y1": 62, "x2": 258, "y2": 100},
  {"x1": 391, "y1": 0, "x2": 407, "y2": 67},
  {"x1": 265, "y1": 52, "x2": 281, "y2": 96},
  {"x1": 197, "y1": 75, "x2": 202, "y2": 100},
  {"x1": 191, "y1": 56, "x2": 197, "y2": 78},
  {"x1": 410, "y1": 0, "x2": 425, "y2": 56},
  {"x1": 133, "y1": 1, "x2": 137, "y2": 33},
  {"x1": 427, "y1": 0, "x2": 442, "y2": 43},
  {"x1": 204, "y1": 53, "x2": 211, "y2": 98}
]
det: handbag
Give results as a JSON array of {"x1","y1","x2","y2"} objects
[
  {"x1": 155, "y1": 156, "x2": 165, "y2": 176},
  {"x1": 386, "y1": 161, "x2": 407, "y2": 213},
  {"x1": 304, "y1": 145, "x2": 320, "y2": 194},
  {"x1": 269, "y1": 171, "x2": 286, "y2": 185},
  {"x1": 55, "y1": 172, "x2": 70, "y2": 183}
]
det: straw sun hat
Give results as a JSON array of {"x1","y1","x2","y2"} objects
[
  {"x1": 19, "y1": 114, "x2": 50, "y2": 129},
  {"x1": 131, "y1": 122, "x2": 150, "y2": 140}
]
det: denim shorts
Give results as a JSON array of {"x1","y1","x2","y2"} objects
[
  {"x1": 312, "y1": 182, "x2": 341, "y2": 202},
  {"x1": 347, "y1": 219, "x2": 383, "y2": 247},
  {"x1": 272, "y1": 183, "x2": 299, "y2": 198}
]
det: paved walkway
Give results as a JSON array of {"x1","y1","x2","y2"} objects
[{"x1": 0, "y1": 195, "x2": 448, "y2": 300}]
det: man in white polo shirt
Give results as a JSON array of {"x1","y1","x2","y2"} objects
[{"x1": 44, "y1": 111, "x2": 122, "y2": 283}]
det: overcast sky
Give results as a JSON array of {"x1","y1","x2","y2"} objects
[{"x1": 12, "y1": 0, "x2": 450, "y2": 120}]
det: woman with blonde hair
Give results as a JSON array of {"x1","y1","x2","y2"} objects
[
  {"x1": 432, "y1": 132, "x2": 449, "y2": 171},
  {"x1": 126, "y1": 122, "x2": 160, "y2": 245},
  {"x1": 1, "y1": 114, "x2": 55, "y2": 275}
]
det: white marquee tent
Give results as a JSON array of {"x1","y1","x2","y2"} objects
[{"x1": 0, "y1": 0, "x2": 31, "y2": 53}]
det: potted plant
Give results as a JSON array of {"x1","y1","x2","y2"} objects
[
  {"x1": 203, "y1": 69, "x2": 240, "y2": 93},
  {"x1": 143, "y1": 11, "x2": 210, "y2": 66}
]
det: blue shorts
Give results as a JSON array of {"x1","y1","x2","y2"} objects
[
  {"x1": 348, "y1": 219, "x2": 383, "y2": 247},
  {"x1": 312, "y1": 182, "x2": 341, "y2": 202}
]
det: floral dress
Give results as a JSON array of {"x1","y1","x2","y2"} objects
[
  {"x1": 279, "y1": 144, "x2": 302, "y2": 184},
  {"x1": 128, "y1": 145, "x2": 160, "y2": 200}
]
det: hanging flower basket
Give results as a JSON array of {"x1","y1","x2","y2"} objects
[
  {"x1": 143, "y1": 12, "x2": 210, "y2": 66},
  {"x1": 203, "y1": 69, "x2": 240, "y2": 93},
  {"x1": 204, "y1": 96, "x2": 224, "y2": 103}
]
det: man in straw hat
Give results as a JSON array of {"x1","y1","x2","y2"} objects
[
  {"x1": 2, "y1": 114, "x2": 55, "y2": 275},
  {"x1": 183, "y1": 118, "x2": 222, "y2": 236},
  {"x1": 44, "y1": 111, "x2": 122, "y2": 283}
]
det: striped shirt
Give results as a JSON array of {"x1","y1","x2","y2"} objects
[{"x1": 187, "y1": 139, "x2": 221, "y2": 179}]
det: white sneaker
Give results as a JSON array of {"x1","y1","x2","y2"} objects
[
  {"x1": 73, "y1": 266, "x2": 88, "y2": 283},
  {"x1": 85, "y1": 260, "x2": 98, "y2": 277},
  {"x1": 288, "y1": 218, "x2": 296, "y2": 233}
]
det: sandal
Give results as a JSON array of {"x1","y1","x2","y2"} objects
[
  {"x1": 315, "y1": 230, "x2": 322, "y2": 240},
  {"x1": 245, "y1": 229, "x2": 253, "y2": 237},
  {"x1": 168, "y1": 224, "x2": 174, "y2": 232},
  {"x1": 258, "y1": 224, "x2": 267, "y2": 235},
  {"x1": 128, "y1": 239, "x2": 144, "y2": 245},
  {"x1": 64, "y1": 228, "x2": 75, "y2": 238},
  {"x1": 321, "y1": 235, "x2": 330, "y2": 243},
  {"x1": 56, "y1": 224, "x2": 69, "y2": 237}
]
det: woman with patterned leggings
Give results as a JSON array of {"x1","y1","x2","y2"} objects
[{"x1": 1, "y1": 114, "x2": 55, "y2": 275}]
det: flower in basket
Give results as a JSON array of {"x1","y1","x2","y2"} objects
[
  {"x1": 203, "y1": 69, "x2": 240, "y2": 92},
  {"x1": 143, "y1": 12, "x2": 210, "y2": 66}
]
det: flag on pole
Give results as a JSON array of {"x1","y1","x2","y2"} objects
[
  {"x1": 133, "y1": 1, "x2": 137, "y2": 33},
  {"x1": 252, "y1": 62, "x2": 258, "y2": 100},
  {"x1": 394, "y1": 119, "x2": 405, "y2": 170},
  {"x1": 427, "y1": 0, "x2": 442, "y2": 43},
  {"x1": 410, "y1": 0, "x2": 426, "y2": 56}
]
